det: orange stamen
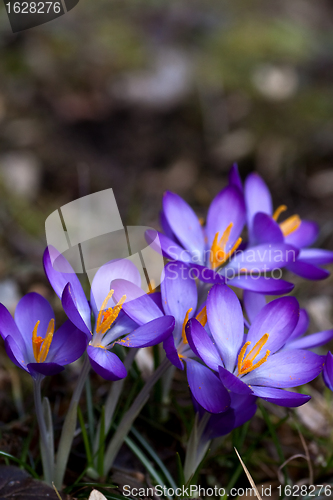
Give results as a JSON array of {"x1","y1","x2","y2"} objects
[
  {"x1": 181, "y1": 308, "x2": 193, "y2": 345},
  {"x1": 32, "y1": 318, "x2": 55, "y2": 363},
  {"x1": 279, "y1": 215, "x2": 301, "y2": 237},
  {"x1": 210, "y1": 223, "x2": 242, "y2": 270},
  {"x1": 196, "y1": 306, "x2": 207, "y2": 327},
  {"x1": 272, "y1": 205, "x2": 287, "y2": 221},
  {"x1": 147, "y1": 279, "x2": 156, "y2": 294},
  {"x1": 96, "y1": 289, "x2": 126, "y2": 335},
  {"x1": 237, "y1": 333, "x2": 270, "y2": 376}
]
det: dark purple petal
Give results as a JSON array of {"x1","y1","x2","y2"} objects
[
  {"x1": 149, "y1": 292, "x2": 163, "y2": 312},
  {"x1": 227, "y1": 276, "x2": 294, "y2": 295},
  {"x1": 323, "y1": 352, "x2": 333, "y2": 391},
  {"x1": 62, "y1": 283, "x2": 91, "y2": 337},
  {"x1": 189, "y1": 264, "x2": 225, "y2": 284},
  {"x1": 43, "y1": 246, "x2": 91, "y2": 326},
  {"x1": 250, "y1": 386, "x2": 310, "y2": 407},
  {"x1": 112, "y1": 279, "x2": 163, "y2": 325},
  {"x1": 207, "y1": 285, "x2": 244, "y2": 371},
  {"x1": 185, "y1": 359, "x2": 230, "y2": 413},
  {"x1": 161, "y1": 261, "x2": 197, "y2": 339},
  {"x1": 163, "y1": 334, "x2": 183, "y2": 370},
  {"x1": 145, "y1": 230, "x2": 191, "y2": 264},
  {"x1": 228, "y1": 163, "x2": 243, "y2": 193},
  {"x1": 115, "y1": 316, "x2": 175, "y2": 348},
  {"x1": 90, "y1": 259, "x2": 141, "y2": 318},
  {"x1": 87, "y1": 346, "x2": 127, "y2": 381},
  {"x1": 0, "y1": 304, "x2": 25, "y2": 353},
  {"x1": 252, "y1": 213, "x2": 284, "y2": 245},
  {"x1": 247, "y1": 296, "x2": 299, "y2": 354},
  {"x1": 205, "y1": 409, "x2": 235, "y2": 440},
  {"x1": 27, "y1": 362, "x2": 65, "y2": 377},
  {"x1": 226, "y1": 243, "x2": 299, "y2": 272},
  {"x1": 15, "y1": 293, "x2": 55, "y2": 360},
  {"x1": 186, "y1": 318, "x2": 221, "y2": 372},
  {"x1": 47, "y1": 320, "x2": 88, "y2": 365},
  {"x1": 286, "y1": 260, "x2": 329, "y2": 280},
  {"x1": 218, "y1": 366, "x2": 253, "y2": 395},
  {"x1": 297, "y1": 248, "x2": 333, "y2": 265},
  {"x1": 243, "y1": 291, "x2": 266, "y2": 324},
  {"x1": 242, "y1": 350, "x2": 324, "y2": 388},
  {"x1": 206, "y1": 185, "x2": 246, "y2": 251},
  {"x1": 163, "y1": 191, "x2": 205, "y2": 261},
  {"x1": 287, "y1": 330, "x2": 333, "y2": 350},
  {"x1": 287, "y1": 309, "x2": 309, "y2": 342},
  {"x1": 4, "y1": 336, "x2": 28, "y2": 371},
  {"x1": 284, "y1": 220, "x2": 318, "y2": 248},
  {"x1": 244, "y1": 173, "x2": 273, "y2": 232}
]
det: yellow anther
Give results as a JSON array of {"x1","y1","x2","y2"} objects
[
  {"x1": 196, "y1": 306, "x2": 207, "y2": 327},
  {"x1": 147, "y1": 279, "x2": 156, "y2": 294},
  {"x1": 272, "y1": 205, "x2": 287, "y2": 221},
  {"x1": 198, "y1": 217, "x2": 205, "y2": 227},
  {"x1": 237, "y1": 333, "x2": 270, "y2": 376},
  {"x1": 182, "y1": 308, "x2": 193, "y2": 345},
  {"x1": 32, "y1": 318, "x2": 55, "y2": 363},
  {"x1": 279, "y1": 215, "x2": 301, "y2": 237},
  {"x1": 210, "y1": 223, "x2": 242, "y2": 270},
  {"x1": 96, "y1": 290, "x2": 126, "y2": 335}
]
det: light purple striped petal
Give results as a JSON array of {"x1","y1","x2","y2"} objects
[
  {"x1": 61, "y1": 283, "x2": 91, "y2": 337},
  {"x1": 227, "y1": 276, "x2": 294, "y2": 295},
  {"x1": 115, "y1": 316, "x2": 175, "y2": 348},
  {"x1": 297, "y1": 248, "x2": 333, "y2": 265},
  {"x1": 247, "y1": 296, "x2": 299, "y2": 354},
  {"x1": 226, "y1": 243, "x2": 298, "y2": 272},
  {"x1": 284, "y1": 220, "x2": 318, "y2": 248},
  {"x1": 287, "y1": 330, "x2": 333, "y2": 350},
  {"x1": 207, "y1": 285, "x2": 244, "y2": 371},
  {"x1": 243, "y1": 291, "x2": 266, "y2": 324},
  {"x1": 185, "y1": 358, "x2": 230, "y2": 413},
  {"x1": 186, "y1": 318, "x2": 221, "y2": 372},
  {"x1": 87, "y1": 346, "x2": 127, "y2": 380},
  {"x1": 244, "y1": 173, "x2": 273, "y2": 232},
  {"x1": 250, "y1": 386, "x2": 310, "y2": 407},
  {"x1": 163, "y1": 191, "x2": 205, "y2": 262},
  {"x1": 287, "y1": 309, "x2": 309, "y2": 342}
]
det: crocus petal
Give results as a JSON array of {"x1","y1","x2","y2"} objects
[
  {"x1": 0, "y1": 304, "x2": 26, "y2": 353},
  {"x1": 185, "y1": 359, "x2": 230, "y2": 413},
  {"x1": 247, "y1": 296, "x2": 299, "y2": 354},
  {"x1": 287, "y1": 309, "x2": 309, "y2": 342},
  {"x1": 186, "y1": 318, "x2": 221, "y2": 372},
  {"x1": 4, "y1": 336, "x2": 28, "y2": 371},
  {"x1": 228, "y1": 163, "x2": 243, "y2": 193},
  {"x1": 163, "y1": 191, "x2": 205, "y2": 262},
  {"x1": 218, "y1": 366, "x2": 253, "y2": 395},
  {"x1": 287, "y1": 330, "x2": 333, "y2": 350},
  {"x1": 61, "y1": 283, "x2": 91, "y2": 337},
  {"x1": 250, "y1": 386, "x2": 310, "y2": 407},
  {"x1": 87, "y1": 346, "x2": 127, "y2": 381},
  {"x1": 207, "y1": 285, "x2": 245, "y2": 371},
  {"x1": 242, "y1": 350, "x2": 324, "y2": 388},
  {"x1": 146, "y1": 230, "x2": 192, "y2": 264},
  {"x1": 47, "y1": 320, "x2": 88, "y2": 365},
  {"x1": 244, "y1": 173, "x2": 273, "y2": 233},
  {"x1": 15, "y1": 293, "x2": 55, "y2": 361},
  {"x1": 161, "y1": 261, "x2": 197, "y2": 340},
  {"x1": 90, "y1": 259, "x2": 141, "y2": 318},
  {"x1": 43, "y1": 246, "x2": 91, "y2": 327},
  {"x1": 163, "y1": 335, "x2": 183, "y2": 370},
  {"x1": 286, "y1": 261, "x2": 329, "y2": 280},
  {"x1": 189, "y1": 264, "x2": 225, "y2": 284},
  {"x1": 323, "y1": 352, "x2": 333, "y2": 391},
  {"x1": 27, "y1": 362, "x2": 65, "y2": 377},
  {"x1": 160, "y1": 210, "x2": 177, "y2": 242},
  {"x1": 252, "y1": 213, "x2": 284, "y2": 245},
  {"x1": 284, "y1": 220, "x2": 318, "y2": 248},
  {"x1": 225, "y1": 243, "x2": 298, "y2": 272},
  {"x1": 206, "y1": 185, "x2": 246, "y2": 251},
  {"x1": 227, "y1": 276, "x2": 294, "y2": 295},
  {"x1": 112, "y1": 279, "x2": 163, "y2": 325},
  {"x1": 297, "y1": 248, "x2": 333, "y2": 265},
  {"x1": 243, "y1": 290, "x2": 266, "y2": 324},
  {"x1": 115, "y1": 316, "x2": 175, "y2": 348},
  {"x1": 205, "y1": 409, "x2": 236, "y2": 440}
]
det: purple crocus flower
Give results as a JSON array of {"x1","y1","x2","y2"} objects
[
  {"x1": 186, "y1": 284, "x2": 324, "y2": 408},
  {"x1": 323, "y1": 352, "x2": 333, "y2": 391},
  {"x1": 146, "y1": 181, "x2": 296, "y2": 295},
  {"x1": 111, "y1": 260, "x2": 230, "y2": 413},
  {"x1": 0, "y1": 292, "x2": 87, "y2": 378},
  {"x1": 43, "y1": 246, "x2": 174, "y2": 381},
  {"x1": 244, "y1": 172, "x2": 333, "y2": 280},
  {"x1": 243, "y1": 290, "x2": 333, "y2": 350}
]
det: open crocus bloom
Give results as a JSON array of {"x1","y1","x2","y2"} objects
[
  {"x1": 44, "y1": 246, "x2": 174, "y2": 380},
  {"x1": 186, "y1": 284, "x2": 324, "y2": 408},
  {"x1": 111, "y1": 260, "x2": 230, "y2": 413},
  {"x1": 146, "y1": 180, "x2": 296, "y2": 295},
  {"x1": 244, "y1": 172, "x2": 333, "y2": 280},
  {"x1": 243, "y1": 290, "x2": 333, "y2": 350},
  {"x1": 0, "y1": 292, "x2": 87, "y2": 378}
]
